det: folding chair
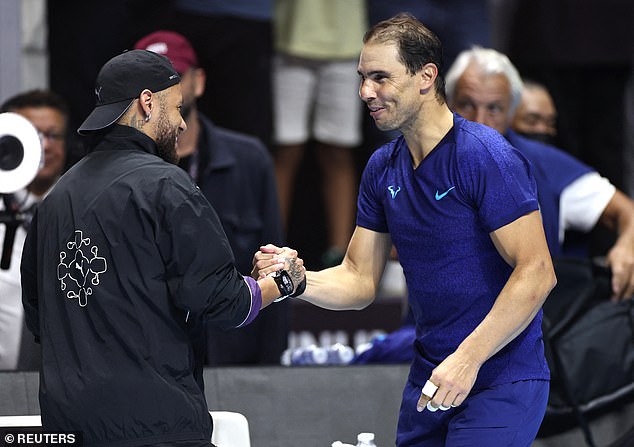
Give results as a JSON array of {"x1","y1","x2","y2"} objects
[{"x1": 209, "y1": 411, "x2": 251, "y2": 447}]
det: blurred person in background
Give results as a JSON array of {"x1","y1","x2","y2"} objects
[
  {"x1": 0, "y1": 89, "x2": 69, "y2": 370},
  {"x1": 446, "y1": 47, "x2": 634, "y2": 300},
  {"x1": 272, "y1": 0, "x2": 367, "y2": 268},
  {"x1": 511, "y1": 79, "x2": 558, "y2": 146}
]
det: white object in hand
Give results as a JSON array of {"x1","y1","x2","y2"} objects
[
  {"x1": 421, "y1": 380, "x2": 438, "y2": 398},
  {"x1": 426, "y1": 401, "x2": 452, "y2": 412}
]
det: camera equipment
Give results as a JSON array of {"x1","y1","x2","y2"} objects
[
  {"x1": 0, "y1": 112, "x2": 42, "y2": 269},
  {"x1": 0, "y1": 112, "x2": 42, "y2": 193}
]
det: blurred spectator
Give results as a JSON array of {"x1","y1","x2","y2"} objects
[
  {"x1": 0, "y1": 89, "x2": 69, "y2": 370},
  {"x1": 511, "y1": 79, "x2": 558, "y2": 146},
  {"x1": 134, "y1": 30, "x2": 288, "y2": 366},
  {"x1": 272, "y1": 0, "x2": 367, "y2": 267},
  {"x1": 446, "y1": 46, "x2": 634, "y2": 300}
]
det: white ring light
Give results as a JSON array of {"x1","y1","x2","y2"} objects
[{"x1": 0, "y1": 112, "x2": 42, "y2": 193}]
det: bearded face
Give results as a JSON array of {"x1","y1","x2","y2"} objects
[{"x1": 154, "y1": 98, "x2": 180, "y2": 165}]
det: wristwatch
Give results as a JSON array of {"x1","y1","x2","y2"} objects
[{"x1": 272, "y1": 270, "x2": 294, "y2": 301}]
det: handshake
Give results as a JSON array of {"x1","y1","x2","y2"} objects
[{"x1": 252, "y1": 244, "x2": 306, "y2": 300}]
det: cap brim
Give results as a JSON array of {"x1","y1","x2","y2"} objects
[{"x1": 77, "y1": 99, "x2": 134, "y2": 135}]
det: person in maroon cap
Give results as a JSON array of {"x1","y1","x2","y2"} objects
[
  {"x1": 134, "y1": 31, "x2": 290, "y2": 367},
  {"x1": 21, "y1": 49, "x2": 305, "y2": 446}
]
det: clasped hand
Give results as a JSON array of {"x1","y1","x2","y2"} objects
[{"x1": 252, "y1": 244, "x2": 305, "y2": 292}]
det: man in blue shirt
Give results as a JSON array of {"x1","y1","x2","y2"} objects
[
  {"x1": 446, "y1": 47, "x2": 634, "y2": 301},
  {"x1": 255, "y1": 14, "x2": 556, "y2": 446}
]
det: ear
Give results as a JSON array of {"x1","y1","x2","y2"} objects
[
  {"x1": 139, "y1": 89, "x2": 154, "y2": 117},
  {"x1": 193, "y1": 68, "x2": 206, "y2": 97},
  {"x1": 419, "y1": 63, "x2": 438, "y2": 94}
]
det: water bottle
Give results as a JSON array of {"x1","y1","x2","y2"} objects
[
  {"x1": 280, "y1": 348, "x2": 293, "y2": 366},
  {"x1": 326, "y1": 343, "x2": 355, "y2": 365},
  {"x1": 356, "y1": 432, "x2": 377, "y2": 447},
  {"x1": 280, "y1": 345, "x2": 328, "y2": 366}
]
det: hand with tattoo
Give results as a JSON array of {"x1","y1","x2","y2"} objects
[{"x1": 252, "y1": 244, "x2": 306, "y2": 292}]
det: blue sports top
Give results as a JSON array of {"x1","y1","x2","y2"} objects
[
  {"x1": 357, "y1": 114, "x2": 549, "y2": 389},
  {"x1": 506, "y1": 130, "x2": 594, "y2": 258}
]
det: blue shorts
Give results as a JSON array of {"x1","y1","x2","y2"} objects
[{"x1": 396, "y1": 379, "x2": 549, "y2": 447}]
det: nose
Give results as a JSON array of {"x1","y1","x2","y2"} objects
[
  {"x1": 473, "y1": 107, "x2": 488, "y2": 125},
  {"x1": 180, "y1": 117, "x2": 187, "y2": 133},
  {"x1": 359, "y1": 79, "x2": 375, "y2": 102}
]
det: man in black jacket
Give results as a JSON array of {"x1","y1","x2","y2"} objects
[
  {"x1": 21, "y1": 49, "x2": 304, "y2": 447},
  {"x1": 134, "y1": 31, "x2": 289, "y2": 366}
]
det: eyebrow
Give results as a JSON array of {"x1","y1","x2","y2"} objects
[{"x1": 358, "y1": 69, "x2": 390, "y2": 77}]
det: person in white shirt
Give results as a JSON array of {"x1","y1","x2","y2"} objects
[{"x1": 0, "y1": 89, "x2": 68, "y2": 370}]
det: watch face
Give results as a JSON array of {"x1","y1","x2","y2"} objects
[{"x1": 276, "y1": 270, "x2": 294, "y2": 296}]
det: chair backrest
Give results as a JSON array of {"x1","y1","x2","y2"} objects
[
  {"x1": 0, "y1": 415, "x2": 42, "y2": 427},
  {"x1": 209, "y1": 411, "x2": 251, "y2": 447}
]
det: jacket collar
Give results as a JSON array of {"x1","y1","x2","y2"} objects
[{"x1": 89, "y1": 124, "x2": 159, "y2": 156}]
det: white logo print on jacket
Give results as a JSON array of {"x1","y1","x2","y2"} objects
[{"x1": 57, "y1": 230, "x2": 107, "y2": 307}]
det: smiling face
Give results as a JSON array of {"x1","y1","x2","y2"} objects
[
  {"x1": 450, "y1": 63, "x2": 514, "y2": 135},
  {"x1": 357, "y1": 41, "x2": 426, "y2": 134},
  {"x1": 154, "y1": 84, "x2": 187, "y2": 164}
]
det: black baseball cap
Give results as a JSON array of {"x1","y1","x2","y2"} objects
[{"x1": 78, "y1": 49, "x2": 180, "y2": 135}]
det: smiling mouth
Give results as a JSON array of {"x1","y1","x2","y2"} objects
[{"x1": 368, "y1": 106, "x2": 385, "y2": 118}]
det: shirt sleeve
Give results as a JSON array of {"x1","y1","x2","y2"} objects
[
  {"x1": 559, "y1": 172, "x2": 616, "y2": 240},
  {"x1": 460, "y1": 134, "x2": 539, "y2": 233},
  {"x1": 236, "y1": 276, "x2": 262, "y2": 327},
  {"x1": 159, "y1": 182, "x2": 261, "y2": 329},
  {"x1": 356, "y1": 148, "x2": 390, "y2": 233}
]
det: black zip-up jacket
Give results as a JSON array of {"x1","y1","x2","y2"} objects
[{"x1": 21, "y1": 125, "x2": 260, "y2": 446}]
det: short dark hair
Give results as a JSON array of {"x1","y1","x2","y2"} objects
[
  {"x1": 363, "y1": 13, "x2": 446, "y2": 101},
  {"x1": 1, "y1": 89, "x2": 70, "y2": 119}
]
